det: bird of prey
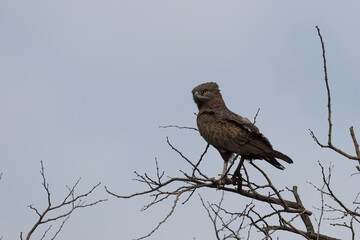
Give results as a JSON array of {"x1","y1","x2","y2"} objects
[{"x1": 192, "y1": 82, "x2": 293, "y2": 182}]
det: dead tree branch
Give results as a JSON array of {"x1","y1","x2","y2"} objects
[
  {"x1": 306, "y1": 26, "x2": 360, "y2": 239},
  {"x1": 107, "y1": 26, "x2": 359, "y2": 240},
  {"x1": 159, "y1": 125, "x2": 199, "y2": 131},
  {"x1": 309, "y1": 162, "x2": 360, "y2": 240},
  {"x1": 105, "y1": 135, "x2": 345, "y2": 239},
  {"x1": 199, "y1": 191, "x2": 248, "y2": 240},
  {"x1": 309, "y1": 26, "x2": 360, "y2": 167},
  {"x1": 20, "y1": 161, "x2": 107, "y2": 240}
]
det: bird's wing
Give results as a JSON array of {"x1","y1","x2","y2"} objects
[
  {"x1": 222, "y1": 111, "x2": 259, "y2": 133},
  {"x1": 197, "y1": 110, "x2": 274, "y2": 155},
  {"x1": 197, "y1": 110, "x2": 239, "y2": 152},
  {"x1": 221, "y1": 111, "x2": 274, "y2": 154}
]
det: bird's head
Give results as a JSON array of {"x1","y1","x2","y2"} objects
[{"x1": 192, "y1": 82, "x2": 226, "y2": 110}]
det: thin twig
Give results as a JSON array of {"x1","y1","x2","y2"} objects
[
  {"x1": 310, "y1": 26, "x2": 360, "y2": 163},
  {"x1": 316, "y1": 26, "x2": 332, "y2": 147},
  {"x1": 192, "y1": 143, "x2": 210, "y2": 177},
  {"x1": 166, "y1": 137, "x2": 208, "y2": 179},
  {"x1": 23, "y1": 161, "x2": 107, "y2": 240},
  {"x1": 159, "y1": 125, "x2": 198, "y2": 131}
]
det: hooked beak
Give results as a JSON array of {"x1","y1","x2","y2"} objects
[
  {"x1": 193, "y1": 91, "x2": 201, "y2": 102},
  {"x1": 193, "y1": 91, "x2": 199, "y2": 98}
]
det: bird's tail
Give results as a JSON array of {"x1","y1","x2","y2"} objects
[
  {"x1": 263, "y1": 156, "x2": 286, "y2": 170},
  {"x1": 262, "y1": 150, "x2": 293, "y2": 170},
  {"x1": 273, "y1": 150, "x2": 293, "y2": 164}
]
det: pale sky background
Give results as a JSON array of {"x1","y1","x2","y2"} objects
[{"x1": 1, "y1": 1, "x2": 360, "y2": 239}]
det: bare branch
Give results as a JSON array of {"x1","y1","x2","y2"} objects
[
  {"x1": 309, "y1": 26, "x2": 360, "y2": 165},
  {"x1": 135, "y1": 192, "x2": 181, "y2": 240},
  {"x1": 192, "y1": 143, "x2": 210, "y2": 177},
  {"x1": 39, "y1": 225, "x2": 52, "y2": 240},
  {"x1": 106, "y1": 151, "x2": 325, "y2": 239},
  {"x1": 109, "y1": 28, "x2": 360, "y2": 239},
  {"x1": 22, "y1": 161, "x2": 107, "y2": 240},
  {"x1": 292, "y1": 186, "x2": 315, "y2": 233},
  {"x1": 309, "y1": 161, "x2": 360, "y2": 239},
  {"x1": 199, "y1": 194, "x2": 222, "y2": 240},
  {"x1": 159, "y1": 125, "x2": 198, "y2": 131},
  {"x1": 316, "y1": 26, "x2": 332, "y2": 147},
  {"x1": 319, "y1": 163, "x2": 360, "y2": 218},
  {"x1": 350, "y1": 126, "x2": 360, "y2": 160},
  {"x1": 51, "y1": 215, "x2": 71, "y2": 240}
]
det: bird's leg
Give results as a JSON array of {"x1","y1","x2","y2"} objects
[
  {"x1": 218, "y1": 151, "x2": 232, "y2": 185},
  {"x1": 219, "y1": 160, "x2": 232, "y2": 184},
  {"x1": 233, "y1": 156, "x2": 245, "y2": 178},
  {"x1": 221, "y1": 160, "x2": 228, "y2": 178},
  {"x1": 232, "y1": 156, "x2": 245, "y2": 189}
]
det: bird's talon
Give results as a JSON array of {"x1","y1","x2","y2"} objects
[
  {"x1": 219, "y1": 176, "x2": 233, "y2": 185},
  {"x1": 209, "y1": 177, "x2": 217, "y2": 183}
]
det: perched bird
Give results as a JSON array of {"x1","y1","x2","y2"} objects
[{"x1": 192, "y1": 82, "x2": 293, "y2": 181}]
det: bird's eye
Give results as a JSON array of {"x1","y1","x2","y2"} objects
[{"x1": 203, "y1": 89, "x2": 208, "y2": 95}]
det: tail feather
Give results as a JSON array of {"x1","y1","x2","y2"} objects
[
  {"x1": 263, "y1": 155, "x2": 286, "y2": 170},
  {"x1": 262, "y1": 150, "x2": 293, "y2": 170},
  {"x1": 273, "y1": 150, "x2": 293, "y2": 164}
]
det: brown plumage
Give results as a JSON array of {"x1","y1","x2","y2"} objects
[{"x1": 192, "y1": 82, "x2": 293, "y2": 179}]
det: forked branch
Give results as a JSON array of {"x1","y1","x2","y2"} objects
[
  {"x1": 105, "y1": 137, "x2": 343, "y2": 239},
  {"x1": 20, "y1": 161, "x2": 107, "y2": 240},
  {"x1": 309, "y1": 26, "x2": 360, "y2": 165},
  {"x1": 310, "y1": 162, "x2": 360, "y2": 240},
  {"x1": 107, "y1": 26, "x2": 357, "y2": 240}
]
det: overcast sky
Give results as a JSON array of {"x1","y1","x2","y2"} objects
[{"x1": 1, "y1": 1, "x2": 360, "y2": 239}]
